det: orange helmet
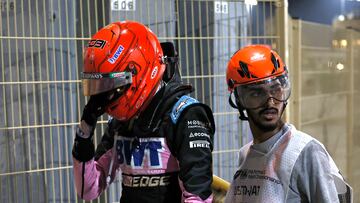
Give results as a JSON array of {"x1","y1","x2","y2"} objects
[
  {"x1": 226, "y1": 45, "x2": 287, "y2": 90},
  {"x1": 81, "y1": 21, "x2": 165, "y2": 121},
  {"x1": 226, "y1": 45, "x2": 291, "y2": 113}
]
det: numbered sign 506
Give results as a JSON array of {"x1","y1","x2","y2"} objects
[{"x1": 112, "y1": 0, "x2": 136, "y2": 11}]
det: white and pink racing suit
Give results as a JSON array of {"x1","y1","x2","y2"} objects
[{"x1": 72, "y1": 83, "x2": 215, "y2": 203}]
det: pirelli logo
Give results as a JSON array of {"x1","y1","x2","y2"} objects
[
  {"x1": 122, "y1": 174, "x2": 171, "y2": 187},
  {"x1": 189, "y1": 140, "x2": 210, "y2": 148}
]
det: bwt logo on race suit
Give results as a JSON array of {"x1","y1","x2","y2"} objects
[{"x1": 116, "y1": 137, "x2": 164, "y2": 168}]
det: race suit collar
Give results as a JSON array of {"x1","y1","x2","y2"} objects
[{"x1": 135, "y1": 77, "x2": 193, "y2": 133}]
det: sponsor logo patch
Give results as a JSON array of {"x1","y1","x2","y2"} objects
[
  {"x1": 234, "y1": 185, "x2": 261, "y2": 196},
  {"x1": 82, "y1": 73, "x2": 103, "y2": 79},
  {"x1": 187, "y1": 120, "x2": 211, "y2": 129},
  {"x1": 122, "y1": 175, "x2": 171, "y2": 187},
  {"x1": 250, "y1": 53, "x2": 265, "y2": 62},
  {"x1": 189, "y1": 132, "x2": 210, "y2": 139},
  {"x1": 88, "y1": 39, "x2": 106, "y2": 49},
  {"x1": 108, "y1": 45, "x2": 125, "y2": 64},
  {"x1": 189, "y1": 140, "x2": 210, "y2": 148},
  {"x1": 151, "y1": 66, "x2": 158, "y2": 79},
  {"x1": 116, "y1": 137, "x2": 164, "y2": 169}
]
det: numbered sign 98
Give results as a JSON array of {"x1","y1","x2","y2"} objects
[{"x1": 214, "y1": 1, "x2": 228, "y2": 14}]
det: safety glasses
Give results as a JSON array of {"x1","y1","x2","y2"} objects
[
  {"x1": 81, "y1": 72, "x2": 132, "y2": 96},
  {"x1": 235, "y1": 74, "x2": 291, "y2": 109}
]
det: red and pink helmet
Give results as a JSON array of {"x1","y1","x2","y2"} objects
[{"x1": 82, "y1": 21, "x2": 165, "y2": 121}]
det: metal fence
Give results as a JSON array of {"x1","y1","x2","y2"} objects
[
  {"x1": 289, "y1": 19, "x2": 360, "y2": 202},
  {"x1": 0, "y1": 0, "x2": 284, "y2": 202}
]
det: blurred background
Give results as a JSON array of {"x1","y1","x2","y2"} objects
[{"x1": 0, "y1": 0, "x2": 359, "y2": 202}]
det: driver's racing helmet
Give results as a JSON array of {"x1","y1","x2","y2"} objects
[{"x1": 81, "y1": 21, "x2": 165, "y2": 121}]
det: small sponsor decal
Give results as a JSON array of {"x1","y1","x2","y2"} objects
[
  {"x1": 189, "y1": 140, "x2": 210, "y2": 148},
  {"x1": 88, "y1": 39, "x2": 106, "y2": 49},
  {"x1": 233, "y1": 185, "x2": 260, "y2": 196},
  {"x1": 187, "y1": 120, "x2": 211, "y2": 129},
  {"x1": 151, "y1": 66, "x2": 158, "y2": 79},
  {"x1": 135, "y1": 95, "x2": 144, "y2": 109},
  {"x1": 82, "y1": 73, "x2": 103, "y2": 79},
  {"x1": 108, "y1": 45, "x2": 125, "y2": 64},
  {"x1": 250, "y1": 53, "x2": 265, "y2": 62},
  {"x1": 234, "y1": 169, "x2": 281, "y2": 185},
  {"x1": 122, "y1": 175, "x2": 170, "y2": 187},
  {"x1": 189, "y1": 132, "x2": 210, "y2": 139}
]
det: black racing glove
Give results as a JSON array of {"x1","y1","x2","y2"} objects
[
  {"x1": 73, "y1": 92, "x2": 112, "y2": 162},
  {"x1": 81, "y1": 92, "x2": 111, "y2": 127}
]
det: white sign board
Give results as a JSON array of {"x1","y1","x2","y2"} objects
[
  {"x1": 214, "y1": 1, "x2": 228, "y2": 14},
  {"x1": 111, "y1": 0, "x2": 136, "y2": 11}
]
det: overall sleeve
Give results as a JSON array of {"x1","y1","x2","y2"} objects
[
  {"x1": 174, "y1": 104, "x2": 215, "y2": 203},
  {"x1": 72, "y1": 123, "x2": 119, "y2": 200},
  {"x1": 288, "y1": 141, "x2": 340, "y2": 203}
]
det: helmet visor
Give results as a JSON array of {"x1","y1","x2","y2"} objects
[
  {"x1": 81, "y1": 72, "x2": 132, "y2": 96},
  {"x1": 235, "y1": 74, "x2": 291, "y2": 109}
]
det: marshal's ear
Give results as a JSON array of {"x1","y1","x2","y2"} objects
[
  {"x1": 229, "y1": 91, "x2": 248, "y2": 121},
  {"x1": 160, "y1": 42, "x2": 179, "y2": 83}
]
